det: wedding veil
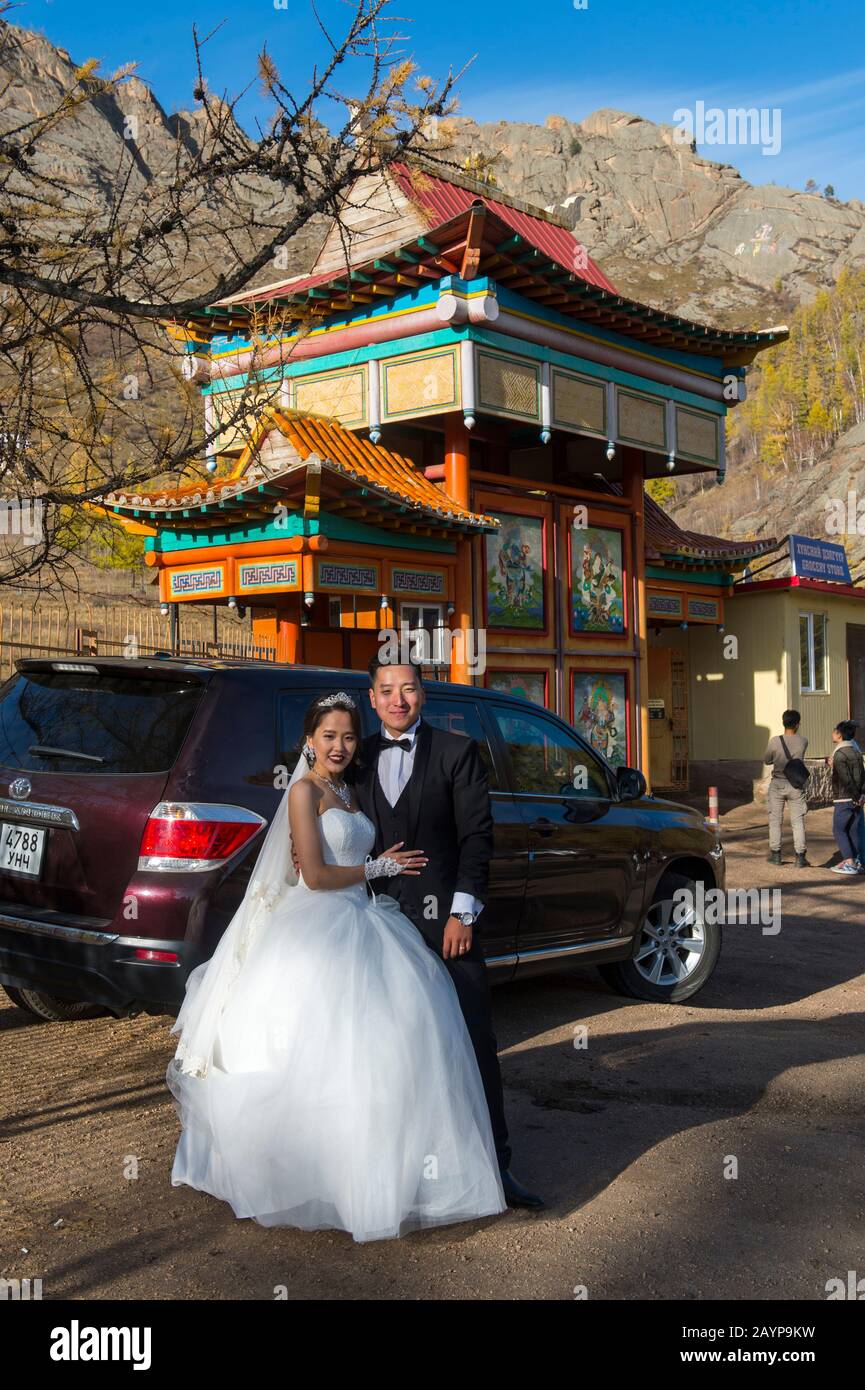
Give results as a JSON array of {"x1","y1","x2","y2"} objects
[{"x1": 169, "y1": 751, "x2": 308, "y2": 1078}]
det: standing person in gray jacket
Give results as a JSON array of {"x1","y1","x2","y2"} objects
[{"x1": 764, "y1": 710, "x2": 810, "y2": 867}]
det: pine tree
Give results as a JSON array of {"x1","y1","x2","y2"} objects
[{"x1": 728, "y1": 266, "x2": 865, "y2": 472}]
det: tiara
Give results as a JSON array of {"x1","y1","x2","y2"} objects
[{"x1": 315, "y1": 691, "x2": 357, "y2": 709}]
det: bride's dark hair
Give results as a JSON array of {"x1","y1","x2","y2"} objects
[{"x1": 300, "y1": 693, "x2": 364, "y2": 766}]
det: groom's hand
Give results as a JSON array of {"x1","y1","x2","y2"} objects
[{"x1": 442, "y1": 915, "x2": 472, "y2": 960}]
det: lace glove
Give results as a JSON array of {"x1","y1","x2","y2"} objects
[{"x1": 364, "y1": 854, "x2": 403, "y2": 880}]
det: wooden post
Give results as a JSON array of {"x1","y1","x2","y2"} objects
[
  {"x1": 277, "y1": 594, "x2": 302, "y2": 665},
  {"x1": 445, "y1": 414, "x2": 472, "y2": 686},
  {"x1": 622, "y1": 446, "x2": 651, "y2": 786}
]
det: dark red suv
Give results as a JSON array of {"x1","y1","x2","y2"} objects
[{"x1": 0, "y1": 656, "x2": 725, "y2": 1023}]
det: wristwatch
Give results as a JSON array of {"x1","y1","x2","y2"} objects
[{"x1": 453, "y1": 911, "x2": 476, "y2": 926}]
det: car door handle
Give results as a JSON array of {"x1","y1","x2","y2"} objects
[{"x1": 529, "y1": 817, "x2": 556, "y2": 835}]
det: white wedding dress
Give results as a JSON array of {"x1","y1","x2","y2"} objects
[{"x1": 166, "y1": 805, "x2": 507, "y2": 1242}]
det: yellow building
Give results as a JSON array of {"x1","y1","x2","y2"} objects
[{"x1": 650, "y1": 544, "x2": 865, "y2": 797}]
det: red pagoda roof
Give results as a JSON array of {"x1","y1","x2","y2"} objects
[
  {"x1": 192, "y1": 161, "x2": 787, "y2": 364},
  {"x1": 643, "y1": 491, "x2": 776, "y2": 564},
  {"x1": 600, "y1": 480, "x2": 777, "y2": 566},
  {"x1": 387, "y1": 162, "x2": 615, "y2": 293}
]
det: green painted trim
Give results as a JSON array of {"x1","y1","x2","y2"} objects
[
  {"x1": 646, "y1": 565, "x2": 731, "y2": 586},
  {"x1": 148, "y1": 508, "x2": 457, "y2": 555},
  {"x1": 321, "y1": 512, "x2": 456, "y2": 551},
  {"x1": 202, "y1": 325, "x2": 468, "y2": 397},
  {"x1": 469, "y1": 326, "x2": 727, "y2": 416},
  {"x1": 201, "y1": 320, "x2": 728, "y2": 422},
  {"x1": 152, "y1": 513, "x2": 312, "y2": 552}
]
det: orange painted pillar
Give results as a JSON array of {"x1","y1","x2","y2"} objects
[
  {"x1": 253, "y1": 609, "x2": 278, "y2": 659},
  {"x1": 444, "y1": 415, "x2": 473, "y2": 685},
  {"x1": 277, "y1": 593, "x2": 302, "y2": 666},
  {"x1": 622, "y1": 446, "x2": 650, "y2": 785}
]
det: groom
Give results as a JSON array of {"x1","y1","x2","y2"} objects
[{"x1": 351, "y1": 653, "x2": 543, "y2": 1210}]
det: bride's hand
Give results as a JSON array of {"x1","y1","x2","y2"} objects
[{"x1": 382, "y1": 842, "x2": 429, "y2": 876}]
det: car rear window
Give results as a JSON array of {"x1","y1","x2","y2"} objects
[{"x1": 0, "y1": 669, "x2": 205, "y2": 775}]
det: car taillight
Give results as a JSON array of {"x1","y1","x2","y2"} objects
[
  {"x1": 132, "y1": 948, "x2": 179, "y2": 964},
  {"x1": 138, "y1": 802, "x2": 266, "y2": 872}
]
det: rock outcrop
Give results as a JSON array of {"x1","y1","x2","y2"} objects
[{"x1": 434, "y1": 109, "x2": 865, "y2": 327}]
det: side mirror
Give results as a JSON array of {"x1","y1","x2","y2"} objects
[{"x1": 616, "y1": 765, "x2": 647, "y2": 801}]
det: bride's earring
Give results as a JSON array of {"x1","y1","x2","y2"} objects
[{"x1": 304, "y1": 742, "x2": 315, "y2": 768}]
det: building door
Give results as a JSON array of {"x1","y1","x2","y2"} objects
[
  {"x1": 847, "y1": 625, "x2": 865, "y2": 740},
  {"x1": 648, "y1": 647, "x2": 674, "y2": 787},
  {"x1": 670, "y1": 651, "x2": 689, "y2": 788},
  {"x1": 647, "y1": 646, "x2": 689, "y2": 789}
]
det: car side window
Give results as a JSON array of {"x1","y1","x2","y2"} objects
[
  {"x1": 490, "y1": 705, "x2": 610, "y2": 798},
  {"x1": 422, "y1": 698, "x2": 500, "y2": 790}
]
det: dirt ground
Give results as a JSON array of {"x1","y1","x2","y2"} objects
[{"x1": 2, "y1": 801, "x2": 864, "y2": 1301}]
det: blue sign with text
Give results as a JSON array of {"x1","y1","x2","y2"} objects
[{"x1": 789, "y1": 535, "x2": 851, "y2": 585}]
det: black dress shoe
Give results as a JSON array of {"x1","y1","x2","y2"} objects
[{"x1": 499, "y1": 1167, "x2": 545, "y2": 1209}]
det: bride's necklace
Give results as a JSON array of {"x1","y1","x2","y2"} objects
[{"x1": 312, "y1": 768, "x2": 352, "y2": 810}]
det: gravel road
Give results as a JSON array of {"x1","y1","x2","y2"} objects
[{"x1": 2, "y1": 802, "x2": 863, "y2": 1301}]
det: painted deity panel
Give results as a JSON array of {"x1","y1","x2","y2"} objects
[
  {"x1": 486, "y1": 516, "x2": 545, "y2": 630},
  {"x1": 573, "y1": 671, "x2": 628, "y2": 767},
  {"x1": 571, "y1": 525, "x2": 625, "y2": 634},
  {"x1": 487, "y1": 671, "x2": 547, "y2": 707}
]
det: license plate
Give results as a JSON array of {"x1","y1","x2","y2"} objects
[{"x1": 0, "y1": 822, "x2": 46, "y2": 877}]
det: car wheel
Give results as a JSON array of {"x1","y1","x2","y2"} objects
[
  {"x1": 599, "y1": 871, "x2": 722, "y2": 1003},
  {"x1": 1, "y1": 986, "x2": 106, "y2": 1022}
]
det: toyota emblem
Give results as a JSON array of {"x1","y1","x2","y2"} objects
[{"x1": 9, "y1": 778, "x2": 31, "y2": 800}]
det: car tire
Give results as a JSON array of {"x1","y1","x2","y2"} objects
[
  {"x1": 1, "y1": 986, "x2": 106, "y2": 1022},
  {"x1": 599, "y1": 870, "x2": 722, "y2": 1003}
]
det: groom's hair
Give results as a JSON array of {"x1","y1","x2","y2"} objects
[{"x1": 368, "y1": 652, "x2": 424, "y2": 686}]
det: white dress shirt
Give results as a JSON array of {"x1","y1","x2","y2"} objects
[{"x1": 378, "y1": 718, "x2": 484, "y2": 923}]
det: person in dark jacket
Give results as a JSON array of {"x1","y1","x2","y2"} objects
[
  {"x1": 352, "y1": 654, "x2": 544, "y2": 1211},
  {"x1": 828, "y1": 721, "x2": 865, "y2": 874}
]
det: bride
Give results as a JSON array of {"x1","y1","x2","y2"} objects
[{"x1": 166, "y1": 690, "x2": 507, "y2": 1242}]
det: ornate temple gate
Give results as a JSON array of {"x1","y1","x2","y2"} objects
[{"x1": 97, "y1": 160, "x2": 783, "y2": 786}]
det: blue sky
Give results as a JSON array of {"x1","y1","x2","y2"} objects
[{"x1": 13, "y1": 0, "x2": 865, "y2": 199}]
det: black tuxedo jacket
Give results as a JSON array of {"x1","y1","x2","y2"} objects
[{"x1": 351, "y1": 721, "x2": 493, "y2": 947}]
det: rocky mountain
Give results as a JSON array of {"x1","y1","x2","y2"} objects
[
  {"x1": 670, "y1": 419, "x2": 865, "y2": 577},
  {"x1": 0, "y1": 21, "x2": 321, "y2": 275},
  {"x1": 5, "y1": 22, "x2": 865, "y2": 325},
  {"x1": 3, "y1": 19, "x2": 865, "y2": 560},
  {"x1": 436, "y1": 110, "x2": 865, "y2": 329}
]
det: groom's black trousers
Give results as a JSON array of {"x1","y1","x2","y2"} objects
[
  {"x1": 439, "y1": 937, "x2": 511, "y2": 1171},
  {"x1": 355, "y1": 726, "x2": 511, "y2": 1170}
]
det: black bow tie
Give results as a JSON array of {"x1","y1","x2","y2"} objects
[{"x1": 381, "y1": 737, "x2": 412, "y2": 752}]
